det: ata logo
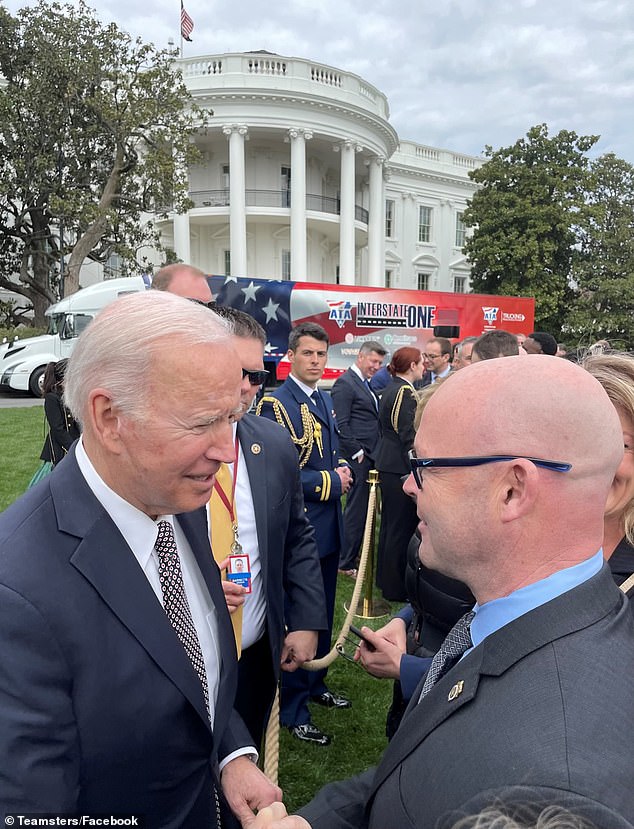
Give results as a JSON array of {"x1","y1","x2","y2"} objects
[
  {"x1": 327, "y1": 300, "x2": 353, "y2": 328},
  {"x1": 482, "y1": 306, "x2": 499, "y2": 324}
]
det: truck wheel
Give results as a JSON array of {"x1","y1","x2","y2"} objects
[{"x1": 29, "y1": 365, "x2": 46, "y2": 397}]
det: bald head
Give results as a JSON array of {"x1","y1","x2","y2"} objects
[
  {"x1": 413, "y1": 355, "x2": 624, "y2": 599},
  {"x1": 423, "y1": 355, "x2": 622, "y2": 480},
  {"x1": 152, "y1": 264, "x2": 212, "y2": 304}
]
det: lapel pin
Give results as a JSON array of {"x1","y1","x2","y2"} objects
[
  {"x1": 447, "y1": 680, "x2": 464, "y2": 701},
  {"x1": 251, "y1": 443, "x2": 262, "y2": 455}
]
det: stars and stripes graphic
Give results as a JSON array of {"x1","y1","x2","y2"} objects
[
  {"x1": 209, "y1": 275, "x2": 293, "y2": 358},
  {"x1": 180, "y1": 1, "x2": 194, "y2": 41}
]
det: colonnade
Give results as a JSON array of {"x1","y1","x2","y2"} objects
[{"x1": 173, "y1": 124, "x2": 386, "y2": 286}]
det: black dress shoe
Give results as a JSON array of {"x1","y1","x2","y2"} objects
[
  {"x1": 289, "y1": 723, "x2": 331, "y2": 745},
  {"x1": 310, "y1": 690, "x2": 352, "y2": 709}
]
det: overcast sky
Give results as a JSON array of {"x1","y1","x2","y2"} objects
[{"x1": 6, "y1": 0, "x2": 634, "y2": 162}]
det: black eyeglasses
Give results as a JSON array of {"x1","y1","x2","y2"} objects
[
  {"x1": 187, "y1": 298, "x2": 215, "y2": 309},
  {"x1": 242, "y1": 368, "x2": 269, "y2": 387},
  {"x1": 407, "y1": 450, "x2": 572, "y2": 489}
]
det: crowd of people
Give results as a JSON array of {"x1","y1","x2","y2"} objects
[{"x1": 1, "y1": 265, "x2": 633, "y2": 829}]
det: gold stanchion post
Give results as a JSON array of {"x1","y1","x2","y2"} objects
[{"x1": 344, "y1": 469, "x2": 391, "y2": 619}]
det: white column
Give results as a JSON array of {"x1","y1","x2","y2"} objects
[
  {"x1": 173, "y1": 213, "x2": 191, "y2": 263},
  {"x1": 223, "y1": 124, "x2": 248, "y2": 277},
  {"x1": 338, "y1": 141, "x2": 361, "y2": 285},
  {"x1": 367, "y1": 156, "x2": 385, "y2": 287},
  {"x1": 289, "y1": 128, "x2": 312, "y2": 282}
]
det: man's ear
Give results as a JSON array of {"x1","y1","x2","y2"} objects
[
  {"x1": 86, "y1": 389, "x2": 124, "y2": 454},
  {"x1": 499, "y1": 460, "x2": 539, "y2": 523}
]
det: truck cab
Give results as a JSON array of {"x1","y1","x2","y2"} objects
[{"x1": 0, "y1": 276, "x2": 150, "y2": 395}]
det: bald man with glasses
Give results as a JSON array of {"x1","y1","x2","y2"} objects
[{"x1": 250, "y1": 354, "x2": 634, "y2": 829}]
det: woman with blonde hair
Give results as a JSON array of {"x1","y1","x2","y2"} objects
[{"x1": 582, "y1": 351, "x2": 634, "y2": 592}]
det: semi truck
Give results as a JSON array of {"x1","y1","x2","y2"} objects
[{"x1": 0, "y1": 274, "x2": 534, "y2": 395}]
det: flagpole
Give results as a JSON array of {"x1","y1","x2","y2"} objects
[{"x1": 180, "y1": 0, "x2": 183, "y2": 58}]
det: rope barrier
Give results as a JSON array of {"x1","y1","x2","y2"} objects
[{"x1": 262, "y1": 469, "x2": 381, "y2": 784}]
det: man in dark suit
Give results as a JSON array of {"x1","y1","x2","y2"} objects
[
  {"x1": 0, "y1": 292, "x2": 279, "y2": 826},
  {"x1": 257, "y1": 322, "x2": 353, "y2": 745},
  {"x1": 249, "y1": 354, "x2": 634, "y2": 828},
  {"x1": 208, "y1": 306, "x2": 328, "y2": 749},
  {"x1": 331, "y1": 340, "x2": 386, "y2": 575}
]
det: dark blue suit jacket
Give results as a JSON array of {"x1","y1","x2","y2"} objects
[
  {"x1": 331, "y1": 368, "x2": 380, "y2": 462},
  {"x1": 237, "y1": 413, "x2": 327, "y2": 672},
  {"x1": 0, "y1": 450, "x2": 251, "y2": 825},
  {"x1": 256, "y1": 378, "x2": 345, "y2": 557}
]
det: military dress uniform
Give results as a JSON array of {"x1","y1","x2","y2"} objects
[{"x1": 256, "y1": 377, "x2": 348, "y2": 732}]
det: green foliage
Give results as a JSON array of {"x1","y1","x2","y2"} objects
[
  {"x1": 0, "y1": 1, "x2": 206, "y2": 324},
  {"x1": 0, "y1": 326, "x2": 47, "y2": 342},
  {"x1": 464, "y1": 124, "x2": 598, "y2": 332},
  {"x1": 566, "y1": 154, "x2": 634, "y2": 349}
]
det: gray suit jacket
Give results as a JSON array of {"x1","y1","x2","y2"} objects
[{"x1": 300, "y1": 564, "x2": 634, "y2": 828}]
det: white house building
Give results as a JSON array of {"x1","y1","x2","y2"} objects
[{"x1": 157, "y1": 50, "x2": 482, "y2": 293}]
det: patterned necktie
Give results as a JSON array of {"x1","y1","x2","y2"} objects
[
  {"x1": 155, "y1": 521, "x2": 210, "y2": 716},
  {"x1": 418, "y1": 610, "x2": 475, "y2": 703}
]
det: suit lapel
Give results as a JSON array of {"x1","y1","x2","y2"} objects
[
  {"x1": 285, "y1": 377, "x2": 331, "y2": 431},
  {"x1": 349, "y1": 368, "x2": 377, "y2": 411},
  {"x1": 52, "y1": 454, "x2": 216, "y2": 733},
  {"x1": 367, "y1": 565, "x2": 622, "y2": 801},
  {"x1": 368, "y1": 647, "x2": 483, "y2": 798}
]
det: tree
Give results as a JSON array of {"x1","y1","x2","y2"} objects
[
  {"x1": 463, "y1": 124, "x2": 598, "y2": 332},
  {"x1": 565, "y1": 154, "x2": 634, "y2": 350},
  {"x1": 0, "y1": 1, "x2": 205, "y2": 325}
]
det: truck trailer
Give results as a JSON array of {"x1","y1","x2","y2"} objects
[{"x1": 0, "y1": 275, "x2": 534, "y2": 395}]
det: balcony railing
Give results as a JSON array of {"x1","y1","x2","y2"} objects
[{"x1": 188, "y1": 189, "x2": 369, "y2": 223}]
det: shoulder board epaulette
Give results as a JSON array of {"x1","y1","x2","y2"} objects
[{"x1": 390, "y1": 384, "x2": 413, "y2": 433}]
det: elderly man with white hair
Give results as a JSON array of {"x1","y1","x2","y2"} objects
[{"x1": 0, "y1": 291, "x2": 280, "y2": 827}]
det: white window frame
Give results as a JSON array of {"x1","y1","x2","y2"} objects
[
  {"x1": 455, "y1": 211, "x2": 466, "y2": 248},
  {"x1": 418, "y1": 205, "x2": 432, "y2": 243},
  {"x1": 417, "y1": 271, "x2": 430, "y2": 291},
  {"x1": 385, "y1": 199, "x2": 395, "y2": 238}
]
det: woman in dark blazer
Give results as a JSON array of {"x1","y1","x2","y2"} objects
[
  {"x1": 374, "y1": 347, "x2": 424, "y2": 601},
  {"x1": 39, "y1": 359, "x2": 80, "y2": 466}
]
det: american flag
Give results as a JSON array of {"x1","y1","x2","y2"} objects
[
  {"x1": 209, "y1": 276, "x2": 294, "y2": 358},
  {"x1": 180, "y1": 1, "x2": 194, "y2": 41}
]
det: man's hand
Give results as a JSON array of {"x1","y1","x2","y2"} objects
[
  {"x1": 281, "y1": 630, "x2": 318, "y2": 672},
  {"x1": 219, "y1": 557, "x2": 247, "y2": 613},
  {"x1": 221, "y1": 756, "x2": 282, "y2": 826},
  {"x1": 353, "y1": 619, "x2": 407, "y2": 680},
  {"x1": 355, "y1": 450, "x2": 365, "y2": 464},
  {"x1": 335, "y1": 465, "x2": 353, "y2": 493},
  {"x1": 243, "y1": 802, "x2": 311, "y2": 829}
]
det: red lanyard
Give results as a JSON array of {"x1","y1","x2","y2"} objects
[{"x1": 212, "y1": 435, "x2": 239, "y2": 523}]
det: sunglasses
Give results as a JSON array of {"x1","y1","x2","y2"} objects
[
  {"x1": 407, "y1": 450, "x2": 572, "y2": 489},
  {"x1": 242, "y1": 368, "x2": 269, "y2": 386}
]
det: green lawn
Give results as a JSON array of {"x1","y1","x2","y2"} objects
[
  {"x1": 0, "y1": 406, "x2": 396, "y2": 810},
  {"x1": 0, "y1": 406, "x2": 46, "y2": 509}
]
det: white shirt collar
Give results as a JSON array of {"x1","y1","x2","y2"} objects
[
  {"x1": 75, "y1": 439, "x2": 170, "y2": 570},
  {"x1": 288, "y1": 373, "x2": 319, "y2": 399}
]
